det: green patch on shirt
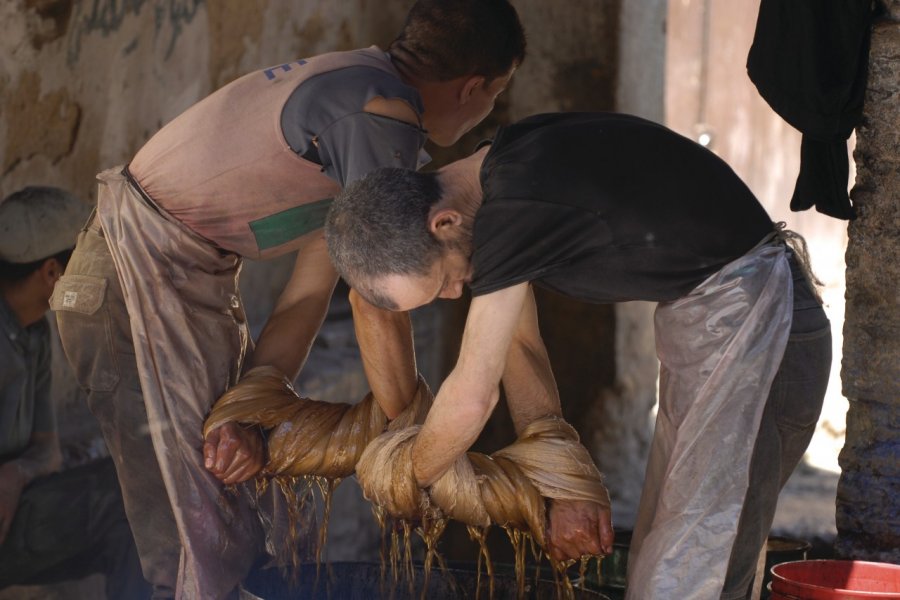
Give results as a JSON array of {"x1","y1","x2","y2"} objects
[{"x1": 249, "y1": 198, "x2": 334, "y2": 250}]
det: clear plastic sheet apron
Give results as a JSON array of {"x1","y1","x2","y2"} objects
[
  {"x1": 626, "y1": 242, "x2": 793, "y2": 599},
  {"x1": 95, "y1": 166, "x2": 262, "y2": 600}
]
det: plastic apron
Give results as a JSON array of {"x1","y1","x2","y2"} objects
[
  {"x1": 626, "y1": 241, "x2": 793, "y2": 599},
  {"x1": 96, "y1": 166, "x2": 264, "y2": 599}
]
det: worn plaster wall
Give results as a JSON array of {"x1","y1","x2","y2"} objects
[
  {"x1": 1, "y1": 0, "x2": 409, "y2": 202},
  {"x1": 836, "y1": 1, "x2": 900, "y2": 564}
]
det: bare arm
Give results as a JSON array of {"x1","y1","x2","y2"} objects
[
  {"x1": 412, "y1": 283, "x2": 530, "y2": 486},
  {"x1": 249, "y1": 233, "x2": 339, "y2": 376},
  {"x1": 0, "y1": 431, "x2": 61, "y2": 544},
  {"x1": 501, "y1": 285, "x2": 563, "y2": 433},
  {"x1": 479, "y1": 286, "x2": 615, "y2": 559},
  {"x1": 205, "y1": 233, "x2": 338, "y2": 484},
  {"x1": 349, "y1": 289, "x2": 418, "y2": 419}
]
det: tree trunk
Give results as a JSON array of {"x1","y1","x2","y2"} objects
[{"x1": 836, "y1": 4, "x2": 900, "y2": 563}]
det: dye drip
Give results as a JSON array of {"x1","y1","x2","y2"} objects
[
  {"x1": 467, "y1": 526, "x2": 495, "y2": 600},
  {"x1": 203, "y1": 366, "x2": 433, "y2": 573},
  {"x1": 356, "y1": 416, "x2": 612, "y2": 599},
  {"x1": 205, "y1": 369, "x2": 611, "y2": 598},
  {"x1": 204, "y1": 367, "x2": 432, "y2": 479}
]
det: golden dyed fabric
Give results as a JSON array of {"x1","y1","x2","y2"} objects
[
  {"x1": 356, "y1": 416, "x2": 611, "y2": 549},
  {"x1": 204, "y1": 366, "x2": 433, "y2": 479}
]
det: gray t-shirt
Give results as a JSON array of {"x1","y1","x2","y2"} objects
[
  {"x1": 280, "y1": 65, "x2": 430, "y2": 186},
  {"x1": 0, "y1": 296, "x2": 54, "y2": 459}
]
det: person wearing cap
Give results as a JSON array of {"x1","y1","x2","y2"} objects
[
  {"x1": 0, "y1": 186, "x2": 150, "y2": 598},
  {"x1": 324, "y1": 112, "x2": 833, "y2": 599},
  {"x1": 53, "y1": 1, "x2": 525, "y2": 597}
]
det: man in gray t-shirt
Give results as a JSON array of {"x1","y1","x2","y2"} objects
[{"x1": 0, "y1": 187, "x2": 149, "y2": 598}]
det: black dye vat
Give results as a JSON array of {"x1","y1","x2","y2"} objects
[{"x1": 241, "y1": 561, "x2": 611, "y2": 599}]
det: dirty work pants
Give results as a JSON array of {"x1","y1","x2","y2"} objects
[
  {"x1": 0, "y1": 458, "x2": 151, "y2": 599},
  {"x1": 55, "y1": 168, "x2": 266, "y2": 600},
  {"x1": 56, "y1": 219, "x2": 181, "y2": 599}
]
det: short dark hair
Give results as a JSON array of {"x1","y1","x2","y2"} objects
[
  {"x1": 325, "y1": 168, "x2": 443, "y2": 291},
  {"x1": 0, "y1": 248, "x2": 73, "y2": 284},
  {"x1": 389, "y1": 0, "x2": 527, "y2": 83}
]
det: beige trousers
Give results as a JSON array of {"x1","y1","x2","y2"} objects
[{"x1": 57, "y1": 167, "x2": 314, "y2": 599}]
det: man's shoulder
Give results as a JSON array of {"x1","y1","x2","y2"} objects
[{"x1": 295, "y1": 64, "x2": 419, "y2": 111}]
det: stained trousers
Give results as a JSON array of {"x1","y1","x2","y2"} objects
[
  {"x1": 56, "y1": 223, "x2": 181, "y2": 599},
  {"x1": 57, "y1": 201, "x2": 313, "y2": 600}
]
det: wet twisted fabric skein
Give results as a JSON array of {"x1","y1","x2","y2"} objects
[
  {"x1": 356, "y1": 417, "x2": 611, "y2": 548},
  {"x1": 202, "y1": 366, "x2": 432, "y2": 478}
]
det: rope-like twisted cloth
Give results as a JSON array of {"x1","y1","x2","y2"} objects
[
  {"x1": 202, "y1": 366, "x2": 432, "y2": 479},
  {"x1": 203, "y1": 367, "x2": 611, "y2": 551},
  {"x1": 356, "y1": 418, "x2": 611, "y2": 548}
]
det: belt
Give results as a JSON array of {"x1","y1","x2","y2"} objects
[
  {"x1": 120, "y1": 164, "x2": 232, "y2": 256},
  {"x1": 81, "y1": 165, "x2": 160, "y2": 237},
  {"x1": 121, "y1": 164, "x2": 167, "y2": 218}
]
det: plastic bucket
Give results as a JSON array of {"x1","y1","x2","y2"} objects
[
  {"x1": 763, "y1": 536, "x2": 812, "y2": 595},
  {"x1": 770, "y1": 560, "x2": 900, "y2": 599}
]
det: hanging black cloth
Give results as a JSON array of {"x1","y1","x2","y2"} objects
[{"x1": 747, "y1": 0, "x2": 874, "y2": 220}]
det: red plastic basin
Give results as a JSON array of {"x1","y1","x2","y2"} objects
[{"x1": 770, "y1": 560, "x2": 900, "y2": 599}]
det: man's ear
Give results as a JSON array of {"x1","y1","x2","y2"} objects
[
  {"x1": 428, "y1": 208, "x2": 463, "y2": 241},
  {"x1": 459, "y1": 75, "x2": 485, "y2": 105},
  {"x1": 38, "y1": 257, "x2": 62, "y2": 288}
]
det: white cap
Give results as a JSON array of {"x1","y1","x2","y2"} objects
[{"x1": 0, "y1": 186, "x2": 90, "y2": 264}]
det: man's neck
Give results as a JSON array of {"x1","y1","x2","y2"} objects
[{"x1": 438, "y1": 147, "x2": 489, "y2": 219}]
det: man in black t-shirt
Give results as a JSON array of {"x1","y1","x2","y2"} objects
[{"x1": 326, "y1": 113, "x2": 831, "y2": 599}]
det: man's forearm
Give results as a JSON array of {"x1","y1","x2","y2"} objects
[
  {"x1": 502, "y1": 287, "x2": 562, "y2": 434},
  {"x1": 249, "y1": 291, "x2": 333, "y2": 379},
  {"x1": 412, "y1": 367, "x2": 500, "y2": 486},
  {"x1": 502, "y1": 339, "x2": 562, "y2": 434},
  {"x1": 247, "y1": 234, "x2": 339, "y2": 380},
  {"x1": 350, "y1": 289, "x2": 418, "y2": 419},
  {"x1": 411, "y1": 284, "x2": 529, "y2": 487}
]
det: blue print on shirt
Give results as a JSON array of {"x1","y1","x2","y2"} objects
[{"x1": 263, "y1": 60, "x2": 309, "y2": 81}]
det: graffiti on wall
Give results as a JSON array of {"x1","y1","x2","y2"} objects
[{"x1": 67, "y1": 0, "x2": 204, "y2": 63}]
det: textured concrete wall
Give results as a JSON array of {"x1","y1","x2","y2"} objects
[
  {"x1": 836, "y1": 2, "x2": 900, "y2": 563},
  {"x1": 1, "y1": 0, "x2": 410, "y2": 201}
]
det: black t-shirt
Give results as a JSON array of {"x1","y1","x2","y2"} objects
[{"x1": 470, "y1": 113, "x2": 774, "y2": 302}]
